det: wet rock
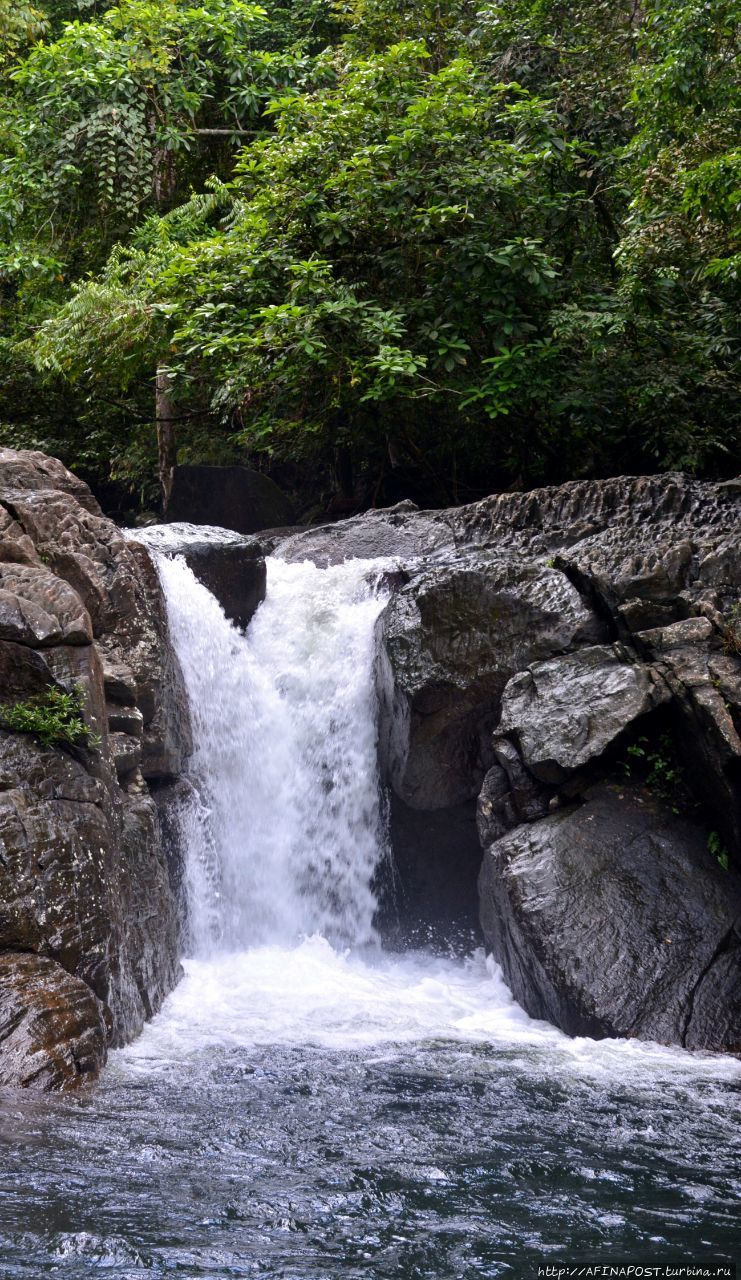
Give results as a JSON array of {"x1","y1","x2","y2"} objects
[
  {"x1": 0, "y1": 952, "x2": 109, "y2": 1090},
  {"x1": 0, "y1": 447, "x2": 100, "y2": 515},
  {"x1": 381, "y1": 795, "x2": 483, "y2": 949},
  {"x1": 110, "y1": 731, "x2": 142, "y2": 781},
  {"x1": 378, "y1": 556, "x2": 604, "y2": 809},
  {"x1": 490, "y1": 739, "x2": 552, "y2": 822},
  {"x1": 0, "y1": 642, "x2": 58, "y2": 703},
  {"x1": 637, "y1": 622, "x2": 741, "y2": 862},
  {"x1": 0, "y1": 564, "x2": 92, "y2": 646},
  {"x1": 497, "y1": 645, "x2": 669, "y2": 783},
  {"x1": 167, "y1": 464, "x2": 294, "y2": 535},
  {"x1": 0, "y1": 449, "x2": 187, "y2": 1088},
  {"x1": 277, "y1": 501, "x2": 453, "y2": 567},
  {"x1": 478, "y1": 784, "x2": 741, "y2": 1050},
  {"x1": 476, "y1": 764, "x2": 516, "y2": 846},
  {"x1": 133, "y1": 523, "x2": 266, "y2": 631}
]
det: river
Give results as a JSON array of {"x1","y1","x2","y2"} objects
[{"x1": 1, "y1": 555, "x2": 738, "y2": 1277}]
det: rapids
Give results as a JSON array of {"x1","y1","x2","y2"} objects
[{"x1": 1, "y1": 554, "x2": 737, "y2": 1277}]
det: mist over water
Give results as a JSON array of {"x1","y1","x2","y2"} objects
[{"x1": 1, "y1": 550, "x2": 738, "y2": 1278}]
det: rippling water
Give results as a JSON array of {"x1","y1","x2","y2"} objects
[
  {"x1": 1, "y1": 940, "x2": 739, "y2": 1278},
  {"x1": 5, "y1": 546, "x2": 734, "y2": 1277}
]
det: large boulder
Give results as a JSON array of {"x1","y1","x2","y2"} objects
[
  {"x1": 497, "y1": 644, "x2": 670, "y2": 783},
  {"x1": 377, "y1": 555, "x2": 604, "y2": 809},
  {"x1": 277, "y1": 501, "x2": 453, "y2": 566},
  {"x1": 0, "y1": 449, "x2": 188, "y2": 1088},
  {"x1": 167, "y1": 464, "x2": 294, "y2": 535},
  {"x1": 478, "y1": 784, "x2": 741, "y2": 1050},
  {"x1": 133, "y1": 523, "x2": 266, "y2": 631}
]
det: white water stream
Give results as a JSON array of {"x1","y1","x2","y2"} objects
[{"x1": 123, "y1": 549, "x2": 740, "y2": 1086}]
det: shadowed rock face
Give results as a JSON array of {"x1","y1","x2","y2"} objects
[
  {"x1": 377, "y1": 556, "x2": 605, "y2": 810},
  {"x1": 132, "y1": 523, "x2": 267, "y2": 632},
  {"x1": 167, "y1": 464, "x2": 294, "y2": 535},
  {"x1": 478, "y1": 785, "x2": 741, "y2": 1051},
  {"x1": 0, "y1": 448, "x2": 190, "y2": 1089},
  {"x1": 276, "y1": 474, "x2": 741, "y2": 1050}
]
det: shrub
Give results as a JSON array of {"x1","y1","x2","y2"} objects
[{"x1": 0, "y1": 685, "x2": 98, "y2": 749}]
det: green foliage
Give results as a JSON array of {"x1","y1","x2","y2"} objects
[
  {"x1": 720, "y1": 602, "x2": 741, "y2": 656},
  {"x1": 0, "y1": 685, "x2": 98, "y2": 748},
  {"x1": 623, "y1": 732, "x2": 684, "y2": 810},
  {"x1": 707, "y1": 831, "x2": 730, "y2": 872},
  {"x1": 0, "y1": 0, "x2": 739, "y2": 506}
]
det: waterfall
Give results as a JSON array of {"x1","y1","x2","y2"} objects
[{"x1": 155, "y1": 553, "x2": 392, "y2": 955}]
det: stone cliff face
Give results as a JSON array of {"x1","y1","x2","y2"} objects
[
  {"x1": 278, "y1": 475, "x2": 741, "y2": 1050},
  {"x1": 0, "y1": 450, "x2": 191, "y2": 1089}
]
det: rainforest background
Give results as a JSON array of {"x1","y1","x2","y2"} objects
[{"x1": 0, "y1": 0, "x2": 738, "y2": 515}]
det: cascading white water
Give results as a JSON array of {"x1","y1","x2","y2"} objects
[
  {"x1": 125, "y1": 541, "x2": 741, "y2": 1075},
  {"x1": 156, "y1": 553, "x2": 392, "y2": 954}
]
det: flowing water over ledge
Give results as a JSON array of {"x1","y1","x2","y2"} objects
[{"x1": 1, "y1": 556, "x2": 738, "y2": 1277}]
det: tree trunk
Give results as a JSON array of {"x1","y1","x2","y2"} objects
[{"x1": 156, "y1": 366, "x2": 177, "y2": 513}]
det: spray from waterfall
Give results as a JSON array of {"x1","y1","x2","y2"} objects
[{"x1": 154, "y1": 553, "x2": 392, "y2": 955}]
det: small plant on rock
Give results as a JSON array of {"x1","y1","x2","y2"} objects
[
  {"x1": 707, "y1": 831, "x2": 730, "y2": 871},
  {"x1": 0, "y1": 686, "x2": 98, "y2": 749},
  {"x1": 720, "y1": 602, "x2": 741, "y2": 656}
]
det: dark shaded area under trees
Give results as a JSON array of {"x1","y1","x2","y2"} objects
[{"x1": 0, "y1": 0, "x2": 739, "y2": 519}]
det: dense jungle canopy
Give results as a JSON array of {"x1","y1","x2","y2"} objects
[{"x1": 0, "y1": 0, "x2": 739, "y2": 513}]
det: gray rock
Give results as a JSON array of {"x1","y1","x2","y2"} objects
[
  {"x1": 0, "y1": 563, "x2": 92, "y2": 646},
  {"x1": 497, "y1": 645, "x2": 669, "y2": 783},
  {"x1": 490, "y1": 738, "x2": 552, "y2": 822},
  {"x1": 378, "y1": 556, "x2": 604, "y2": 809},
  {"x1": 478, "y1": 784, "x2": 741, "y2": 1049},
  {"x1": 132, "y1": 523, "x2": 266, "y2": 631},
  {"x1": 476, "y1": 764, "x2": 516, "y2": 846},
  {"x1": 637, "y1": 625, "x2": 741, "y2": 862},
  {"x1": 0, "y1": 448, "x2": 100, "y2": 515},
  {"x1": 277, "y1": 501, "x2": 453, "y2": 566},
  {"x1": 0, "y1": 449, "x2": 186, "y2": 1088}
]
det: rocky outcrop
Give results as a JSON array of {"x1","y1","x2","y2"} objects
[
  {"x1": 133, "y1": 523, "x2": 266, "y2": 631},
  {"x1": 0, "y1": 449, "x2": 189, "y2": 1089},
  {"x1": 167, "y1": 464, "x2": 294, "y2": 535},
  {"x1": 497, "y1": 644, "x2": 670, "y2": 783},
  {"x1": 0, "y1": 952, "x2": 108, "y2": 1090},
  {"x1": 278, "y1": 500, "x2": 453, "y2": 566},
  {"x1": 479, "y1": 785, "x2": 741, "y2": 1050},
  {"x1": 377, "y1": 556, "x2": 605, "y2": 809},
  {"x1": 276, "y1": 473, "x2": 741, "y2": 1047}
]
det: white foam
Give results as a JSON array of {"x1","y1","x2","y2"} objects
[{"x1": 132, "y1": 547, "x2": 741, "y2": 1092}]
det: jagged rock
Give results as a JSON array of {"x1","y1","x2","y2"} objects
[
  {"x1": 110, "y1": 731, "x2": 142, "y2": 780},
  {"x1": 0, "y1": 563, "x2": 92, "y2": 646},
  {"x1": 167, "y1": 463, "x2": 294, "y2": 535},
  {"x1": 0, "y1": 449, "x2": 187, "y2": 1088},
  {"x1": 378, "y1": 556, "x2": 604, "y2": 809},
  {"x1": 0, "y1": 732, "x2": 180, "y2": 1042},
  {"x1": 497, "y1": 645, "x2": 670, "y2": 783},
  {"x1": 636, "y1": 620, "x2": 741, "y2": 861},
  {"x1": 479, "y1": 784, "x2": 741, "y2": 1050},
  {"x1": 133, "y1": 523, "x2": 267, "y2": 631},
  {"x1": 0, "y1": 641, "x2": 58, "y2": 703},
  {"x1": 0, "y1": 952, "x2": 109, "y2": 1090},
  {"x1": 277, "y1": 501, "x2": 453, "y2": 567},
  {"x1": 476, "y1": 764, "x2": 516, "y2": 846},
  {"x1": 490, "y1": 738, "x2": 552, "y2": 822},
  {"x1": 0, "y1": 448, "x2": 100, "y2": 515}
]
